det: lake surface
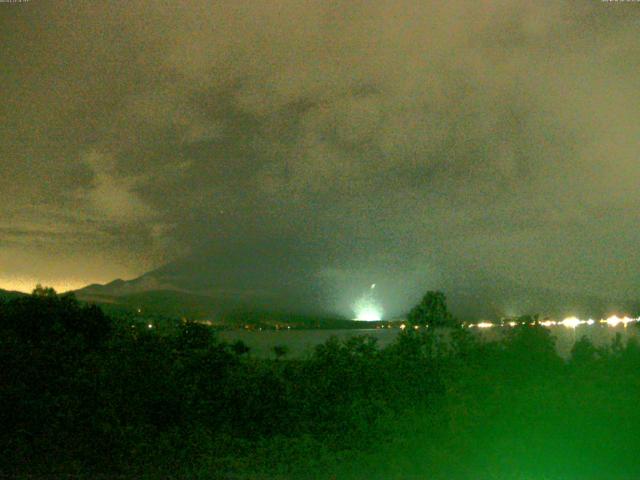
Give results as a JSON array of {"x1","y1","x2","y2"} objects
[{"x1": 218, "y1": 324, "x2": 640, "y2": 359}]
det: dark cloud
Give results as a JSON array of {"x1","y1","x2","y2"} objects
[{"x1": 1, "y1": 1, "x2": 639, "y2": 316}]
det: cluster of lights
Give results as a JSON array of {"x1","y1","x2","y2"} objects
[
  {"x1": 466, "y1": 315, "x2": 640, "y2": 329},
  {"x1": 602, "y1": 315, "x2": 638, "y2": 327}
]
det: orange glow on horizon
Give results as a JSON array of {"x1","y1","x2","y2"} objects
[{"x1": 0, "y1": 276, "x2": 91, "y2": 294}]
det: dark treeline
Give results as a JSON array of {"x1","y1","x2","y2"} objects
[{"x1": 2, "y1": 288, "x2": 640, "y2": 479}]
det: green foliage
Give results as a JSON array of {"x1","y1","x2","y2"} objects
[
  {"x1": 230, "y1": 339, "x2": 251, "y2": 356},
  {"x1": 407, "y1": 290, "x2": 456, "y2": 327},
  {"x1": 502, "y1": 323, "x2": 562, "y2": 374},
  {"x1": 272, "y1": 344, "x2": 289, "y2": 359},
  {"x1": 570, "y1": 335, "x2": 599, "y2": 365},
  {"x1": 175, "y1": 320, "x2": 213, "y2": 350},
  {"x1": 4, "y1": 287, "x2": 112, "y2": 349},
  {"x1": 4, "y1": 288, "x2": 640, "y2": 478},
  {"x1": 32, "y1": 284, "x2": 58, "y2": 297}
]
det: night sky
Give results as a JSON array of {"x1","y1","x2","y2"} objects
[{"x1": 1, "y1": 2, "x2": 639, "y2": 317}]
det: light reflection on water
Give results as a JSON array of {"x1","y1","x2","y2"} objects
[
  {"x1": 472, "y1": 324, "x2": 638, "y2": 359},
  {"x1": 218, "y1": 324, "x2": 639, "y2": 359}
]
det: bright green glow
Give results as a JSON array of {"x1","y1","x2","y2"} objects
[
  {"x1": 355, "y1": 306, "x2": 382, "y2": 321},
  {"x1": 353, "y1": 285, "x2": 383, "y2": 321}
]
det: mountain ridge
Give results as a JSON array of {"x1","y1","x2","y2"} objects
[
  {"x1": 0, "y1": 288, "x2": 28, "y2": 300},
  {"x1": 71, "y1": 263, "x2": 640, "y2": 322}
]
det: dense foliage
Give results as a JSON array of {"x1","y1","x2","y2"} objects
[
  {"x1": 407, "y1": 290, "x2": 456, "y2": 327},
  {"x1": 2, "y1": 290, "x2": 640, "y2": 478}
]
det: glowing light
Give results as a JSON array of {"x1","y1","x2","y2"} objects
[
  {"x1": 606, "y1": 315, "x2": 622, "y2": 327},
  {"x1": 559, "y1": 317, "x2": 581, "y2": 329},
  {"x1": 400, "y1": 323, "x2": 406, "y2": 330},
  {"x1": 147, "y1": 324, "x2": 153, "y2": 329},
  {"x1": 352, "y1": 293, "x2": 383, "y2": 321},
  {"x1": 539, "y1": 320, "x2": 558, "y2": 327},
  {"x1": 354, "y1": 306, "x2": 382, "y2": 321},
  {"x1": 477, "y1": 322, "x2": 494, "y2": 329},
  {"x1": 508, "y1": 321, "x2": 517, "y2": 327},
  {"x1": 586, "y1": 319, "x2": 595, "y2": 326},
  {"x1": 371, "y1": 283, "x2": 376, "y2": 289},
  {"x1": 601, "y1": 315, "x2": 638, "y2": 327},
  {"x1": 621, "y1": 316, "x2": 635, "y2": 326}
]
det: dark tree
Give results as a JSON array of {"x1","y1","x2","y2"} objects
[
  {"x1": 407, "y1": 290, "x2": 455, "y2": 327},
  {"x1": 2, "y1": 286, "x2": 111, "y2": 348},
  {"x1": 273, "y1": 344, "x2": 289, "y2": 359},
  {"x1": 570, "y1": 335, "x2": 598, "y2": 365},
  {"x1": 32, "y1": 284, "x2": 57, "y2": 297},
  {"x1": 176, "y1": 320, "x2": 213, "y2": 350},
  {"x1": 231, "y1": 339, "x2": 251, "y2": 356}
]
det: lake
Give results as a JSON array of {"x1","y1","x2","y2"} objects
[{"x1": 218, "y1": 323, "x2": 640, "y2": 359}]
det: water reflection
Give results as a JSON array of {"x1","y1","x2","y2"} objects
[{"x1": 219, "y1": 318, "x2": 640, "y2": 359}]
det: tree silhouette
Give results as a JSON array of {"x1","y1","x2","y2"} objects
[
  {"x1": 4, "y1": 286, "x2": 111, "y2": 347},
  {"x1": 407, "y1": 290, "x2": 455, "y2": 327},
  {"x1": 273, "y1": 344, "x2": 289, "y2": 360},
  {"x1": 231, "y1": 339, "x2": 250, "y2": 356},
  {"x1": 570, "y1": 335, "x2": 598, "y2": 366},
  {"x1": 176, "y1": 320, "x2": 213, "y2": 350},
  {"x1": 32, "y1": 284, "x2": 57, "y2": 297}
]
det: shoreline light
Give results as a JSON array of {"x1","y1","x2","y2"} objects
[
  {"x1": 462, "y1": 315, "x2": 640, "y2": 329},
  {"x1": 558, "y1": 317, "x2": 581, "y2": 329},
  {"x1": 477, "y1": 322, "x2": 494, "y2": 329},
  {"x1": 605, "y1": 315, "x2": 622, "y2": 327},
  {"x1": 622, "y1": 316, "x2": 635, "y2": 326}
]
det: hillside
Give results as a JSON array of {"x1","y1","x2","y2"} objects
[
  {"x1": 0, "y1": 288, "x2": 27, "y2": 301},
  {"x1": 73, "y1": 267, "x2": 640, "y2": 324}
]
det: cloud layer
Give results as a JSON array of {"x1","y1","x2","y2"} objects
[{"x1": 1, "y1": 1, "x2": 639, "y2": 314}]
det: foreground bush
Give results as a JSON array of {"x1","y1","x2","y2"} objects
[{"x1": 2, "y1": 291, "x2": 640, "y2": 478}]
